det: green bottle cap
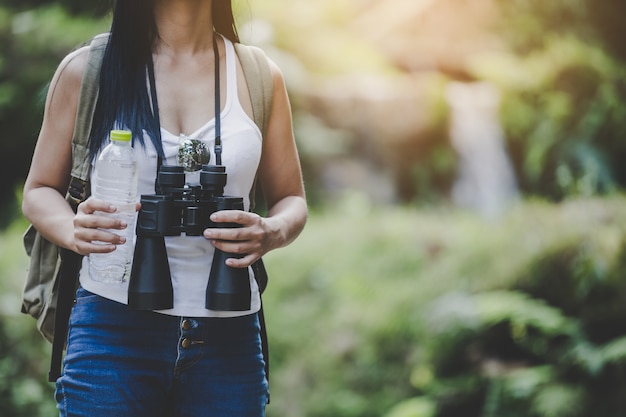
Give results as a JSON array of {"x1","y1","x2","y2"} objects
[{"x1": 110, "y1": 130, "x2": 132, "y2": 142}]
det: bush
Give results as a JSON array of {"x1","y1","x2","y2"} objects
[
  {"x1": 3, "y1": 196, "x2": 626, "y2": 416},
  {"x1": 0, "y1": 5, "x2": 109, "y2": 227},
  {"x1": 472, "y1": 36, "x2": 626, "y2": 200},
  {"x1": 0, "y1": 219, "x2": 56, "y2": 416},
  {"x1": 381, "y1": 197, "x2": 626, "y2": 417}
]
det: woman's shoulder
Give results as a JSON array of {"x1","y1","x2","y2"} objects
[
  {"x1": 52, "y1": 45, "x2": 91, "y2": 92},
  {"x1": 44, "y1": 33, "x2": 110, "y2": 118},
  {"x1": 54, "y1": 33, "x2": 109, "y2": 88},
  {"x1": 234, "y1": 42, "x2": 286, "y2": 100}
]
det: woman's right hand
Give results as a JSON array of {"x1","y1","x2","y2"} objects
[{"x1": 72, "y1": 197, "x2": 130, "y2": 256}]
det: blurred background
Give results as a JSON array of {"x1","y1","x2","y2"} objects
[{"x1": 1, "y1": 0, "x2": 626, "y2": 416}]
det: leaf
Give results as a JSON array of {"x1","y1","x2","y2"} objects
[{"x1": 384, "y1": 397, "x2": 437, "y2": 417}]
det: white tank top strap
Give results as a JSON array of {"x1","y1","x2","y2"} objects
[{"x1": 222, "y1": 36, "x2": 240, "y2": 109}]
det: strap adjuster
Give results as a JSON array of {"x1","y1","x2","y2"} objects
[{"x1": 67, "y1": 176, "x2": 89, "y2": 207}]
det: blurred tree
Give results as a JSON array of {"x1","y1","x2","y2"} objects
[
  {"x1": 0, "y1": 5, "x2": 108, "y2": 228},
  {"x1": 1, "y1": 0, "x2": 110, "y2": 17},
  {"x1": 249, "y1": 0, "x2": 626, "y2": 204},
  {"x1": 480, "y1": 0, "x2": 626, "y2": 200},
  {"x1": 586, "y1": 0, "x2": 626, "y2": 64},
  {"x1": 3, "y1": 0, "x2": 626, "y2": 220}
]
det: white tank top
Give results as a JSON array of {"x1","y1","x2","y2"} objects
[{"x1": 79, "y1": 37, "x2": 263, "y2": 318}]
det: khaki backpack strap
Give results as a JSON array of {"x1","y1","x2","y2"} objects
[
  {"x1": 48, "y1": 33, "x2": 110, "y2": 382},
  {"x1": 234, "y1": 44, "x2": 274, "y2": 399},
  {"x1": 234, "y1": 43, "x2": 274, "y2": 138},
  {"x1": 234, "y1": 43, "x2": 274, "y2": 212},
  {"x1": 67, "y1": 33, "x2": 109, "y2": 206}
]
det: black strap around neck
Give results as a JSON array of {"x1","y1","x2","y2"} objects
[
  {"x1": 213, "y1": 34, "x2": 222, "y2": 166},
  {"x1": 147, "y1": 57, "x2": 163, "y2": 169}
]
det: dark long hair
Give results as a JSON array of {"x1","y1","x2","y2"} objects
[{"x1": 89, "y1": 0, "x2": 239, "y2": 160}]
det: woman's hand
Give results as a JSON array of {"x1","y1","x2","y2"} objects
[
  {"x1": 72, "y1": 198, "x2": 139, "y2": 256},
  {"x1": 203, "y1": 59, "x2": 308, "y2": 269},
  {"x1": 203, "y1": 210, "x2": 281, "y2": 268}
]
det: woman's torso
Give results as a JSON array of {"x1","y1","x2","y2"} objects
[{"x1": 79, "y1": 36, "x2": 263, "y2": 318}]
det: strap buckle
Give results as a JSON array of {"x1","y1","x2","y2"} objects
[{"x1": 67, "y1": 176, "x2": 89, "y2": 208}]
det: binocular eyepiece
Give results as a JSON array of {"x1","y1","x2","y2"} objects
[{"x1": 128, "y1": 164, "x2": 251, "y2": 312}]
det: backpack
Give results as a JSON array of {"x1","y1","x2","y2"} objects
[{"x1": 21, "y1": 33, "x2": 274, "y2": 382}]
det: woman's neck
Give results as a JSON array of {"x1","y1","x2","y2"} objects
[{"x1": 153, "y1": 0, "x2": 215, "y2": 57}]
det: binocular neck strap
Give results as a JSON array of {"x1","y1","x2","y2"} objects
[
  {"x1": 213, "y1": 33, "x2": 222, "y2": 166},
  {"x1": 147, "y1": 54, "x2": 163, "y2": 171}
]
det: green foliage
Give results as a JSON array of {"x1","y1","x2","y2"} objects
[
  {"x1": 248, "y1": 0, "x2": 626, "y2": 203},
  {"x1": 4, "y1": 196, "x2": 626, "y2": 416},
  {"x1": 395, "y1": 197, "x2": 626, "y2": 416},
  {"x1": 0, "y1": 5, "x2": 109, "y2": 227},
  {"x1": 0, "y1": 219, "x2": 56, "y2": 416},
  {"x1": 5, "y1": 0, "x2": 626, "y2": 216},
  {"x1": 469, "y1": 0, "x2": 626, "y2": 201},
  {"x1": 472, "y1": 35, "x2": 626, "y2": 200},
  {"x1": 1, "y1": 0, "x2": 109, "y2": 17},
  {"x1": 493, "y1": 0, "x2": 590, "y2": 52},
  {"x1": 259, "y1": 195, "x2": 626, "y2": 417},
  {"x1": 412, "y1": 283, "x2": 626, "y2": 416},
  {"x1": 386, "y1": 397, "x2": 436, "y2": 417},
  {"x1": 245, "y1": 0, "x2": 396, "y2": 77},
  {"x1": 4, "y1": 0, "x2": 626, "y2": 414}
]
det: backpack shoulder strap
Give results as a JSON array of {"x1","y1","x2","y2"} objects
[
  {"x1": 233, "y1": 43, "x2": 274, "y2": 395},
  {"x1": 48, "y1": 33, "x2": 109, "y2": 383},
  {"x1": 234, "y1": 43, "x2": 274, "y2": 138},
  {"x1": 234, "y1": 43, "x2": 274, "y2": 213},
  {"x1": 67, "y1": 33, "x2": 109, "y2": 205}
]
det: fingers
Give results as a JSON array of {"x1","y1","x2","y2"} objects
[
  {"x1": 206, "y1": 233, "x2": 263, "y2": 266},
  {"x1": 78, "y1": 197, "x2": 116, "y2": 215},
  {"x1": 204, "y1": 211, "x2": 263, "y2": 239},
  {"x1": 224, "y1": 253, "x2": 259, "y2": 269},
  {"x1": 209, "y1": 210, "x2": 260, "y2": 226},
  {"x1": 203, "y1": 210, "x2": 266, "y2": 268},
  {"x1": 73, "y1": 197, "x2": 129, "y2": 255},
  {"x1": 77, "y1": 198, "x2": 129, "y2": 229}
]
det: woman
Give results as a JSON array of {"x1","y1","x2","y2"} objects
[{"x1": 22, "y1": 0, "x2": 307, "y2": 415}]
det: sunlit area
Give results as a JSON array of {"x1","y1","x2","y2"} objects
[{"x1": 1, "y1": 0, "x2": 625, "y2": 416}]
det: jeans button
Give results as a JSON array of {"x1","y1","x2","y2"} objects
[
  {"x1": 182, "y1": 319, "x2": 192, "y2": 331},
  {"x1": 181, "y1": 338, "x2": 191, "y2": 349}
]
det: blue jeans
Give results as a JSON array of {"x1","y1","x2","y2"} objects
[{"x1": 56, "y1": 287, "x2": 268, "y2": 417}]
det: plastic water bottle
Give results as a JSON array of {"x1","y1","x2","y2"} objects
[{"x1": 89, "y1": 130, "x2": 138, "y2": 283}]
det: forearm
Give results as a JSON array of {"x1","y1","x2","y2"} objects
[
  {"x1": 21, "y1": 47, "x2": 88, "y2": 253},
  {"x1": 265, "y1": 195, "x2": 308, "y2": 251},
  {"x1": 22, "y1": 186, "x2": 77, "y2": 251}
]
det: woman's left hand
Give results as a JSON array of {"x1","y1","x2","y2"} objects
[
  {"x1": 202, "y1": 60, "x2": 308, "y2": 268},
  {"x1": 203, "y1": 210, "x2": 280, "y2": 268}
]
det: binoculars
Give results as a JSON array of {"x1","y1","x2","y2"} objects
[{"x1": 128, "y1": 164, "x2": 251, "y2": 311}]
